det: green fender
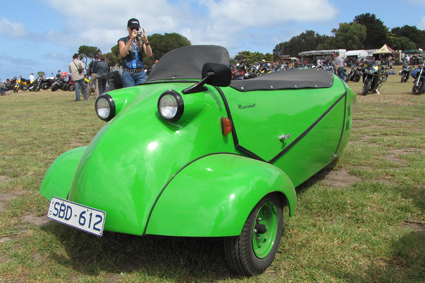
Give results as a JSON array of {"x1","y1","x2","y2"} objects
[
  {"x1": 39, "y1": 146, "x2": 87, "y2": 201},
  {"x1": 146, "y1": 153, "x2": 296, "y2": 237}
]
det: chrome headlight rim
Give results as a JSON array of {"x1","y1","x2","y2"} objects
[
  {"x1": 157, "y1": 90, "x2": 184, "y2": 122},
  {"x1": 95, "y1": 94, "x2": 116, "y2": 122}
]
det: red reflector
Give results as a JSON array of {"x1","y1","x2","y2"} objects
[{"x1": 221, "y1": 117, "x2": 232, "y2": 135}]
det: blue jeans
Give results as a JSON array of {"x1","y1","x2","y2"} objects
[
  {"x1": 337, "y1": 67, "x2": 347, "y2": 82},
  {"x1": 73, "y1": 79, "x2": 87, "y2": 101},
  {"x1": 98, "y1": 76, "x2": 107, "y2": 95},
  {"x1": 122, "y1": 70, "x2": 147, "y2": 88}
]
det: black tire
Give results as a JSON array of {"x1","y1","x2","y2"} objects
[
  {"x1": 224, "y1": 193, "x2": 283, "y2": 276},
  {"x1": 68, "y1": 85, "x2": 75, "y2": 91},
  {"x1": 62, "y1": 84, "x2": 68, "y2": 91},
  {"x1": 412, "y1": 79, "x2": 425, "y2": 95},
  {"x1": 401, "y1": 74, "x2": 405, "y2": 83},
  {"x1": 51, "y1": 85, "x2": 59, "y2": 92},
  {"x1": 361, "y1": 80, "x2": 371, "y2": 96},
  {"x1": 381, "y1": 75, "x2": 387, "y2": 83}
]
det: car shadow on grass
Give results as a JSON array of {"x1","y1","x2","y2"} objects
[
  {"x1": 40, "y1": 223, "x2": 247, "y2": 281},
  {"x1": 295, "y1": 158, "x2": 361, "y2": 194}
]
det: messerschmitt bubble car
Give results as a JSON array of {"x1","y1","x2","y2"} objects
[{"x1": 40, "y1": 45, "x2": 356, "y2": 276}]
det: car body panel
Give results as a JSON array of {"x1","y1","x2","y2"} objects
[
  {"x1": 146, "y1": 153, "x2": 296, "y2": 237},
  {"x1": 40, "y1": 146, "x2": 87, "y2": 200}
]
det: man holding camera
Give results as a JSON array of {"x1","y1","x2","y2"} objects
[{"x1": 68, "y1": 53, "x2": 87, "y2": 101}]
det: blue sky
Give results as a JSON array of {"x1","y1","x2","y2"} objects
[{"x1": 1, "y1": 0, "x2": 425, "y2": 81}]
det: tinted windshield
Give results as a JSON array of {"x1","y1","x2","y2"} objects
[{"x1": 146, "y1": 45, "x2": 230, "y2": 82}]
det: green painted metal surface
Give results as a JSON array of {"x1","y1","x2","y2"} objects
[
  {"x1": 40, "y1": 70, "x2": 355, "y2": 237},
  {"x1": 146, "y1": 154, "x2": 295, "y2": 236}
]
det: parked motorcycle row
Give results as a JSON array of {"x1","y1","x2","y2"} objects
[
  {"x1": 231, "y1": 61, "x2": 293, "y2": 80},
  {"x1": 50, "y1": 75, "x2": 75, "y2": 92},
  {"x1": 4, "y1": 74, "x2": 86, "y2": 94}
]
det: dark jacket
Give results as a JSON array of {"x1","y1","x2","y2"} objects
[{"x1": 118, "y1": 36, "x2": 145, "y2": 69}]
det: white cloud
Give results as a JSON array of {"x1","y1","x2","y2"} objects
[
  {"x1": 202, "y1": 0, "x2": 337, "y2": 26},
  {"x1": 0, "y1": 18, "x2": 28, "y2": 38},
  {"x1": 39, "y1": 0, "x2": 338, "y2": 52}
]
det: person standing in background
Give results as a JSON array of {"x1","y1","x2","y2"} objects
[
  {"x1": 68, "y1": 54, "x2": 87, "y2": 101},
  {"x1": 334, "y1": 52, "x2": 346, "y2": 82},
  {"x1": 96, "y1": 55, "x2": 109, "y2": 97},
  {"x1": 87, "y1": 55, "x2": 100, "y2": 97}
]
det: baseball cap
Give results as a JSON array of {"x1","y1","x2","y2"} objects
[{"x1": 127, "y1": 18, "x2": 140, "y2": 30}]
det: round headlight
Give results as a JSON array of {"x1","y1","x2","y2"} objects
[
  {"x1": 158, "y1": 90, "x2": 184, "y2": 122},
  {"x1": 95, "y1": 94, "x2": 115, "y2": 121}
]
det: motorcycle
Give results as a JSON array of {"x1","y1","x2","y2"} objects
[
  {"x1": 41, "y1": 78, "x2": 54, "y2": 89},
  {"x1": 68, "y1": 79, "x2": 75, "y2": 91},
  {"x1": 411, "y1": 64, "x2": 425, "y2": 95},
  {"x1": 379, "y1": 65, "x2": 389, "y2": 83},
  {"x1": 361, "y1": 62, "x2": 384, "y2": 95},
  {"x1": 28, "y1": 77, "x2": 42, "y2": 92},
  {"x1": 10, "y1": 78, "x2": 19, "y2": 93},
  {"x1": 316, "y1": 60, "x2": 335, "y2": 73},
  {"x1": 62, "y1": 75, "x2": 71, "y2": 91},
  {"x1": 231, "y1": 64, "x2": 245, "y2": 80},
  {"x1": 243, "y1": 66, "x2": 259, "y2": 79},
  {"x1": 18, "y1": 78, "x2": 29, "y2": 91},
  {"x1": 272, "y1": 64, "x2": 285, "y2": 72},
  {"x1": 346, "y1": 65, "x2": 362, "y2": 82},
  {"x1": 51, "y1": 77, "x2": 65, "y2": 91},
  {"x1": 400, "y1": 64, "x2": 411, "y2": 83}
]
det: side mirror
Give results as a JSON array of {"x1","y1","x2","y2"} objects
[
  {"x1": 105, "y1": 71, "x2": 123, "y2": 91},
  {"x1": 202, "y1": 63, "x2": 231, "y2": 87},
  {"x1": 182, "y1": 63, "x2": 231, "y2": 94}
]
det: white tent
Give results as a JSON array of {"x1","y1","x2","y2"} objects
[{"x1": 345, "y1": 50, "x2": 368, "y2": 59}]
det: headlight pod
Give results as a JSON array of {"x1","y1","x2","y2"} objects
[
  {"x1": 95, "y1": 94, "x2": 116, "y2": 122},
  {"x1": 158, "y1": 90, "x2": 184, "y2": 122}
]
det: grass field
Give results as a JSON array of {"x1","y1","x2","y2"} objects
[{"x1": 0, "y1": 66, "x2": 424, "y2": 282}]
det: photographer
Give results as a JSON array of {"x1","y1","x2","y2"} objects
[{"x1": 118, "y1": 18, "x2": 153, "y2": 87}]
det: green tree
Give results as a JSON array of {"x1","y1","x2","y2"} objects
[
  {"x1": 233, "y1": 51, "x2": 272, "y2": 65},
  {"x1": 104, "y1": 45, "x2": 121, "y2": 67},
  {"x1": 353, "y1": 13, "x2": 388, "y2": 49},
  {"x1": 331, "y1": 22, "x2": 367, "y2": 50},
  {"x1": 273, "y1": 30, "x2": 329, "y2": 58},
  {"x1": 393, "y1": 36, "x2": 417, "y2": 51},
  {"x1": 37, "y1": 71, "x2": 45, "y2": 78},
  {"x1": 148, "y1": 33, "x2": 191, "y2": 61},
  {"x1": 391, "y1": 25, "x2": 425, "y2": 50},
  {"x1": 77, "y1": 45, "x2": 102, "y2": 66}
]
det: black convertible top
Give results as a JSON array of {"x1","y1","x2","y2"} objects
[
  {"x1": 146, "y1": 45, "x2": 230, "y2": 82},
  {"x1": 230, "y1": 69, "x2": 334, "y2": 91},
  {"x1": 145, "y1": 45, "x2": 335, "y2": 90}
]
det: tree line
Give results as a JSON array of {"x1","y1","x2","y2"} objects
[{"x1": 273, "y1": 13, "x2": 425, "y2": 58}]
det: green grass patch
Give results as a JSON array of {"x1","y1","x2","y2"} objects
[{"x1": 0, "y1": 69, "x2": 424, "y2": 282}]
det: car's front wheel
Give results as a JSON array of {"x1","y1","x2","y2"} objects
[{"x1": 224, "y1": 193, "x2": 283, "y2": 276}]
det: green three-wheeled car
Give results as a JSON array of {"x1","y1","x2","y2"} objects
[{"x1": 40, "y1": 45, "x2": 356, "y2": 275}]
